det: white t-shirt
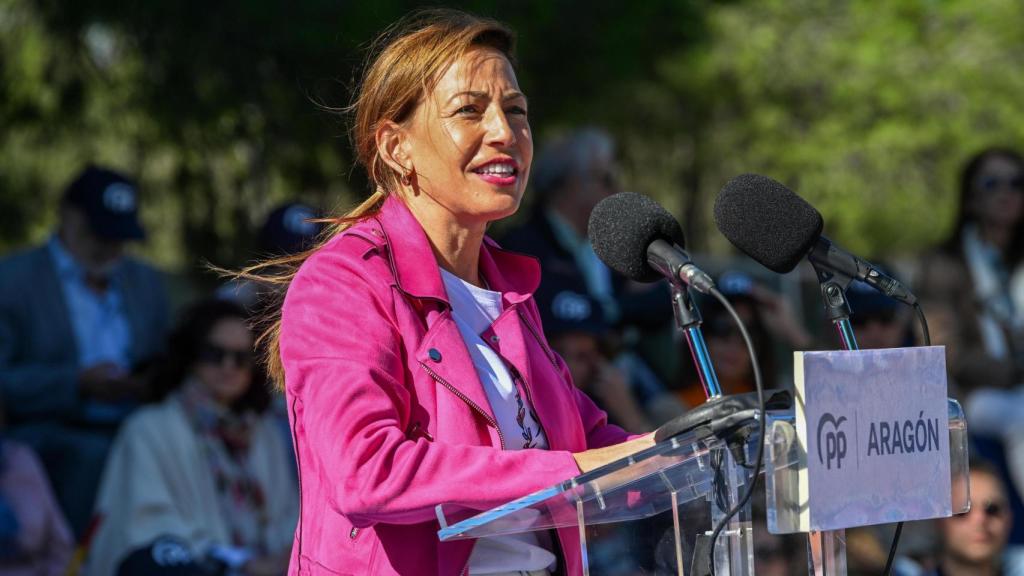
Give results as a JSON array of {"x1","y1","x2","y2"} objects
[{"x1": 440, "y1": 269, "x2": 556, "y2": 574}]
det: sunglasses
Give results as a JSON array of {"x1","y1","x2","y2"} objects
[
  {"x1": 978, "y1": 175, "x2": 1024, "y2": 193},
  {"x1": 956, "y1": 499, "x2": 1007, "y2": 520},
  {"x1": 850, "y1": 309, "x2": 898, "y2": 327},
  {"x1": 197, "y1": 344, "x2": 254, "y2": 368}
]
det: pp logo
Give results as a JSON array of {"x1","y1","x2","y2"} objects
[{"x1": 816, "y1": 413, "x2": 848, "y2": 470}]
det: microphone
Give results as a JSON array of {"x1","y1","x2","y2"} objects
[
  {"x1": 588, "y1": 192, "x2": 715, "y2": 293},
  {"x1": 713, "y1": 174, "x2": 916, "y2": 306}
]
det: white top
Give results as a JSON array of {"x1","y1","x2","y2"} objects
[{"x1": 440, "y1": 269, "x2": 555, "y2": 574}]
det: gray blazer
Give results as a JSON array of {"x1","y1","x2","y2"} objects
[{"x1": 0, "y1": 244, "x2": 169, "y2": 423}]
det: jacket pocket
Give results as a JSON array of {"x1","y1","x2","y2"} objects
[
  {"x1": 308, "y1": 508, "x2": 380, "y2": 574},
  {"x1": 407, "y1": 421, "x2": 434, "y2": 441},
  {"x1": 298, "y1": 556, "x2": 351, "y2": 575}
]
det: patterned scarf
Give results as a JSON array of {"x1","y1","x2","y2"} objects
[{"x1": 178, "y1": 379, "x2": 268, "y2": 552}]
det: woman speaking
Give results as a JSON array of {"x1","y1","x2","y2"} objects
[{"x1": 256, "y1": 9, "x2": 653, "y2": 575}]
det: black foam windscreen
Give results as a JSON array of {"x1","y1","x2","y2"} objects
[
  {"x1": 588, "y1": 192, "x2": 686, "y2": 283},
  {"x1": 713, "y1": 174, "x2": 824, "y2": 273}
]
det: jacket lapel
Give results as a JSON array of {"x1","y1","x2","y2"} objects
[
  {"x1": 414, "y1": 311, "x2": 500, "y2": 442},
  {"x1": 36, "y1": 245, "x2": 78, "y2": 361},
  {"x1": 376, "y1": 195, "x2": 556, "y2": 448}
]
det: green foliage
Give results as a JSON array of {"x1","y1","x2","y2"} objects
[
  {"x1": 1, "y1": 0, "x2": 1023, "y2": 276},
  {"x1": 671, "y1": 0, "x2": 1024, "y2": 257}
]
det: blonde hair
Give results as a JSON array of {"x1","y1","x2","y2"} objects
[{"x1": 239, "y1": 9, "x2": 516, "y2": 387}]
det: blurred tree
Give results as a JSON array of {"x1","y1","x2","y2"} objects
[
  {"x1": 0, "y1": 0, "x2": 708, "y2": 285},
  {"x1": 664, "y1": 0, "x2": 1024, "y2": 258},
  {"x1": 3, "y1": 0, "x2": 1022, "y2": 282}
]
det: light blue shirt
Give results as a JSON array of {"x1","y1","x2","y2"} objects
[
  {"x1": 48, "y1": 236, "x2": 133, "y2": 422},
  {"x1": 545, "y1": 209, "x2": 619, "y2": 323}
]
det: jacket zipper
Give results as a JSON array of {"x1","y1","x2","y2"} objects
[
  {"x1": 517, "y1": 309, "x2": 560, "y2": 369},
  {"x1": 409, "y1": 421, "x2": 434, "y2": 441},
  {"x1": 420, "y1": 362, "x2": 506, "y2": 449}
]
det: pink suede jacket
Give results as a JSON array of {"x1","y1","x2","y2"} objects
[{"x1": 280, "y1": 195, "x2": 630, "y2": 576}]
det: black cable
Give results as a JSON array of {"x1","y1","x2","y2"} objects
[
  {"x1": 881, "y1": 521, "x2": 904, "y2": 576},
  {"x1": 913, "y1": 301, "x2": 932, "y2": 346},
  {"x1": 706, "y1": 286, "x2": 766, "y2": 576},
  {"x1": 880, "y1": 302, "x2": 931, "y2": 576}
]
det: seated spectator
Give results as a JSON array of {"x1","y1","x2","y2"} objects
[
  {"x1": 500, "y1": 128, "x2": 676, "y2": 381},
  {"x1": 218, "y1": 201, "x2": 324, "y2": 311},
  {"x1": 0, "y1": 165, "x2": 168, "y2": 536},
  {"x1": 917, "y1": 147, "x2": 1024, "y2": 394},
  {"x1": 116, "y1": 535, "x2": 215, "y2": 576},
  {"x1": 965, "y1": 388, "x2": 1024, "y2": 525},
  {"x1": 538, "y1": 288, "x2": 656, "y2": 432},
  {"x1": 85, "y1": 300, "x2": 297, "y2": 576},
  {"x1": 0, "y1": 408, "x2": 74, "y2": 575},
  {"x1": 676, "y1": 271, "x2": 812, "y2": 407},
  {"x1": 846, "y1": 276, "x2": 915, "y2": 350},
  {"x1": 926, "y1": 460, "x2": 1022, "y2": 576}
]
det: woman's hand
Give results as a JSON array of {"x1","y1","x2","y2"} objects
[{"x1": 571, "y1": 433, "x2": 656, "y2": 474}]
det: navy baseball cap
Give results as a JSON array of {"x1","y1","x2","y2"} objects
[
  {"x1": 846, "y1": 278, "x2": 900, "y2": 316},
  {"x1": 258, "y1": 201, "x2": 323, "y2": 255},
  {"x1": 116, "y1": 536, "x2": 208, "y2": 576},
  {"x1": 717, "y1": 270, "x2": 757, "y2": 300},
  {"x1": 63, "y1": 166, "x2": 145, "y2": 241},
  {"x1": 538, "y1": 289, "x2": 608, "y2": 338}
]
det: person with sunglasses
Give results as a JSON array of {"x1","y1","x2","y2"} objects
[
  {"x1": 85, "y1": 299, "x2": 298, "y2": 576},
  {"x1": 929, "y1": 460, "x2": 1021, "y2": 576},
  {"x1": 917, "y1": 147, "x2": 1024, "y2": 395}
]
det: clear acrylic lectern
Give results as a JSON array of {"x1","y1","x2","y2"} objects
[{"x1": 436, "y1": 399, "x2": 969, "y2": 576}]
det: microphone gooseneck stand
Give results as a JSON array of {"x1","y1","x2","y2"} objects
[
  {"x1": 671, "y1": 283, "x2": 723, "y2": 399},
  {"x1": 808, "y1": 260, "x2": 859, "y2": 576},
  {"x1": 657, "y1": 273, "x2": 775, "y2": 576}
]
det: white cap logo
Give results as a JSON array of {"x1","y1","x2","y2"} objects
[
  {"x1": 552, "y1": 291, "x2": 591, "y2": 321},
  {"x1": 283, "y1": 204, "x2": 317, "y2": 236},
  {"x1": 150, "y1": 538, "x2": 193, "y2": 566},
  {"x1": 103, "y1": 182, "x2": 136, "y2": 213}
]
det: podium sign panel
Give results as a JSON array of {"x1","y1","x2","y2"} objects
[{"x1": 793, "y1": 346, "x2": 952, "y2": 532}]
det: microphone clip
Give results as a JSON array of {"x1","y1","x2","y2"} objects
[{"x1": 809, "y1": 258, "x2": 856, "y2": 323}]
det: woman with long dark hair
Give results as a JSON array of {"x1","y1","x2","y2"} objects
[
  {"x1": 86, "y1": 299, "x2": 297, "y2": 576},
  {"x1": 918, "y1": 147, "x2": 1024, "y2": 393}
]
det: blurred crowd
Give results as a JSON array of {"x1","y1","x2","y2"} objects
[{"x1": 1, "y1": 132, "x2": 1023, "y2": 575}]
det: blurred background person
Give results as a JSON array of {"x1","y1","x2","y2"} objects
[
  {"x1": 675, "y1": 271, "x2": 812, "y2": 407},
  {"x1": 752, "y1": 513, "x2": 804, "y2": 576},
  {"x1": 926, "y1": 460, "x2": 1022, "y2": 576},
  {"x1": 218, "y1": 201, "x2": 325, "y2": 312},
  {"x1": 113, "y1": 535, "x2": 212, "y2": 576},
  {"x1": 537, "y1": 287, "x2": 654, "y2": 432},
  {"x1": 847, "y1": 274, "x2": 915, "y2": 350},
  {"x1": 217, "y1": 201, "x2": 325, "y2": 479},
  {"x1": 86, "y1": 299, "x2": 296, "y2": 576},
  {"x1": 917, "y1": 148, "x2": 1024, "y2": 547},
  {"x1": 917, "y1": 147, "x2": 1024, "y2": 395},
  {"x1": 0, "y1": 165, "x2": 169, "y2": 536},
  {"x1": 500, "y1": 127, "x2": 679, "y2": 386},
  {"x1": 0, "y1": 398, "x2": 74, "y2": 576}
]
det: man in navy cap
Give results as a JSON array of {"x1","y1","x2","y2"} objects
[{"x1": 0, "y1": 165, "x2": 169, "y2": 536}]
